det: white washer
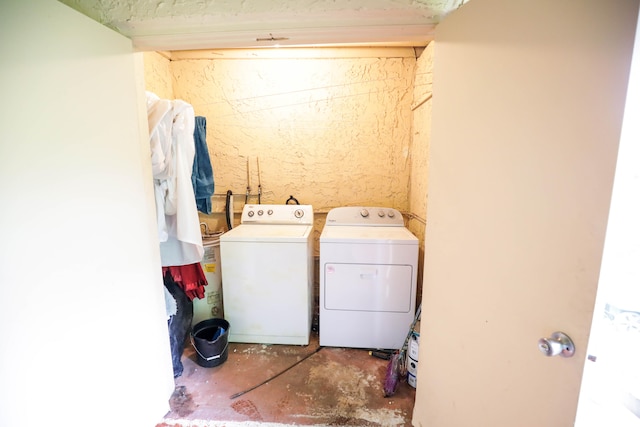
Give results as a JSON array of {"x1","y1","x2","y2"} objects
[
  {"x1": 320, "y1": 206, "x2": 418, "y2": 349},
  {"x1": 220, "y1": 204, "x2": 314, "y2": 345}
]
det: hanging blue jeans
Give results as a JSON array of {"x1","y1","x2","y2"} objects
[{"x1": 191, "y1": 116, "x2": 214, "y2": 214}]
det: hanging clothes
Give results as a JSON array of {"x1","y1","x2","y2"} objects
[
  {"x1": 162, "y1": 263, "x2": 207, "y2": 301},
  {"x1": 146, "y1": 91, "x2": 204, "y2": 267},
  {"x1": 191, "y1": 116, "x2": 214, "y2": 214},
  {"x1": 164, "y1": 286, "x2": 177, "y2": 319},
  {"x1": 163, "y1": 271, "x2": 194, "y2": 378}
]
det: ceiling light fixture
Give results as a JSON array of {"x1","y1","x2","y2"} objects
[{"x1": 256, "y1": 33, "x2": 289, "y2": 42}]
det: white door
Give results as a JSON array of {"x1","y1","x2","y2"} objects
[{"x1": 412, "y1": 1, "x2": 640, "y2": 426}]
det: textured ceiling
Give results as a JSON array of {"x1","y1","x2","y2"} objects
[{"x1": 58, "y1": 0, "x2": 468, "y2": 51}]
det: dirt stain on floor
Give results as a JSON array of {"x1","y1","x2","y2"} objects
[
  {"x1": 305, "y1": 360, "x2": 406, "y2": 426},
  {"x1": 231, "y1": 399, "x2": 264, "y2": 421},
  {"x1": 168, "y1": 385, "x2": 196, "y2": 417}
]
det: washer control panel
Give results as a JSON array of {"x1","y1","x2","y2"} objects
[
  {"x1": 325, "y1": 207, "x2": 404, "y2": 226},
  {"x1": 241, "y1": 204, "x2": 313, "y2": 225}
]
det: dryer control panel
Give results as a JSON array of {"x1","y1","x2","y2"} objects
[
  {"x1": 325, "y1": 207, "x2": 404, "y2": 226},
  {"x1": 241, "y1": 204, "x2": 314, "y2": 225}
]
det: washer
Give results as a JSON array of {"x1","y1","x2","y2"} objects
[
  {"x1": 220, "y1": 204, "x2": 314, "y2": 345},
  {"x1": 319, "y1": 206, "x2": 418, "y2": 349}
]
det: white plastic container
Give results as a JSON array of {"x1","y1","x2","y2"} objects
[
  {"x1": 407, "y1": 321, "x2": 420, "y2": 388},
  {"x1": 193, "y1": 232, "x2": 224, "y2": 326},
  {"x1": 407, "y1": 357, "x2": 418, "y2": 388}
]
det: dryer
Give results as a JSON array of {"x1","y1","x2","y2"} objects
[
  {"x1": 319, "y1": 206, "x2": 418, "y2": 349},
  {"x1": 220, "y1": 204, "x2": 314, "y2": 345}
]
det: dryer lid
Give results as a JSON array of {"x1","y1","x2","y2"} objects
[{"x1": 320, "y1": 225, "x2": 418, "y2": 244}]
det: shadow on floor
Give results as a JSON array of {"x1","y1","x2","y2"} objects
[{"x1": 156, "y1": 330, "x2": 416, "y2": 427}]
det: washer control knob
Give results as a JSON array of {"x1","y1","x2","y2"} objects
[
  {"x1": 378, "y1": 210, "x2": 385, "y2": 218},
  {"x1": 360, "y1": 209, "x2": 369, "y2": 218},
  {"x1": 247, "y1": 210, "x2": 254, "y2": 217},
  {"x1": 294, "y1": 209, "x2": 304, "y2": 218},
  {"x1": 257, "y1": 210, "x2": 264, "y2": 216},
  {"x1": 387, "y1": 210, "x2": 395, "y2": 218},
  {"x1": 267, "y1": 209, "x2": 273, "y2": 215}
]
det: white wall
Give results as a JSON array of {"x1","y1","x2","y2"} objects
[{"x1": 0, "y1": 1, "x2": 174, "y2": 426}]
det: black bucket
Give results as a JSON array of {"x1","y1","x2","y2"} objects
[{"x1": 190, "y1": 318, "x2": 230, "y2": 368}]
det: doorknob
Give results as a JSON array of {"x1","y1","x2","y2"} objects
[{"x1": 538, "y1": 331, "x2": 575, "y2": 357}]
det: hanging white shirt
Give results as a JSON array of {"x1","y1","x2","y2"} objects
[{"x1": 147, "y1": 92, "x2": 204, "y2": 267}]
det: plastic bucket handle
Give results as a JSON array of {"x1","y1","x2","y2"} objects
[{"x1": 190, "y1": 336, "x2": 229, "y2": 362}]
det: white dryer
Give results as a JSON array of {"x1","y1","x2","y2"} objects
[
  {"x1": 319, "y1": 206, "x2": 418, "y2": 349},
  {"x1": 220, "y1": 204, "x2": 314, "y2": 345}
]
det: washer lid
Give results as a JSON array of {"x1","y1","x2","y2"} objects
[
  {"x1": 221, "y1": 224, "x2": 312, "y2": 243},
  {"x1": 320, "y1": 225, "x2": 418, "y2": 244}
]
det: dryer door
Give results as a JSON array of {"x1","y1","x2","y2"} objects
[{"x1": 324, "y1": 263, "x2": 413, "y2": 313}]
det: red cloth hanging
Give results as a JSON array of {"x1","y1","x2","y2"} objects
[{"x1": 162, "y1": 263, "x2": 208, "y2": 300}]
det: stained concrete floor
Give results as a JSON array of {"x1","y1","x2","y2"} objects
[{"x1": 156, "y1": 329, "x2": 416, "y2": 427}]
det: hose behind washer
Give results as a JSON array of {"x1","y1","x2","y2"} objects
[{"x1": 225, "y1": 190, "x2": 234, "y2": 230}]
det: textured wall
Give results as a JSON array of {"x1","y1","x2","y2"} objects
[
  {"x1": 170, "y1": 52, "x2": 415, "y2": 233},
  {"x1": 142, "y1": 48, "x2": 428, "y2": 288},
  {"x1": 142, "y1": 47, "x2": 429, "y2": 291},
  {"x1": 408, "y1": 43, "x2": 434, "y2": 304},
  {"x1": 143, "y1": 51, "x2": 174, "y2": 99},
  {"x1": 410, "y1": 43, "x2": 433, "y2": 222}
]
